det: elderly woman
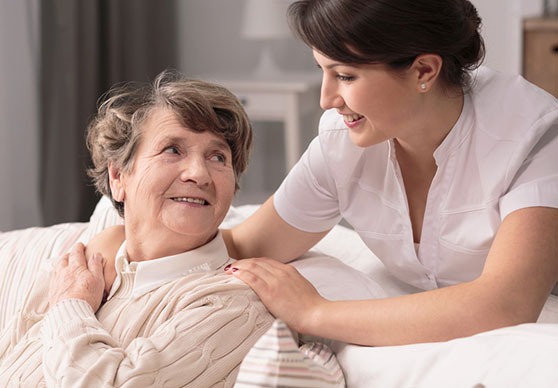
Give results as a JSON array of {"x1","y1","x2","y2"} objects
[{"x1": 0, "y1": 71, "x2": 273, "y2": 387}]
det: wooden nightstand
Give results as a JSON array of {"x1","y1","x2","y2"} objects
[
  {"x1": 523, "y1": 17, "x2": 558, "y2": 98},
  {"x1": 204, "y1": 74, "x2": 323, "y2": 171}
]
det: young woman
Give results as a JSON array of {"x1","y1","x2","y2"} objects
[{"x1": 222, "y1": 0, "x2": 558, "y2": 346}]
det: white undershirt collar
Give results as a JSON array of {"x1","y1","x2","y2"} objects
[{"x1": 108, "y1": 231, "x2": 230, "y2": 300}]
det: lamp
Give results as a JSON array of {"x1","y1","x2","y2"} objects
[{"x1": 241, "y1": 0, "x2": 291, "y2": 77}]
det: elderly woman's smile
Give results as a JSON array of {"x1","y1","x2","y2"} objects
[
  {"x1": 171, "y1": 197, "x2": 209, "y2": 205},
  {"x1": 110, "y1": 108, "x2": 236, "y2": 260}
]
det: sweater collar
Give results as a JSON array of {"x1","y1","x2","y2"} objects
[{"x1": 108, "y1": 231, "x2": 231, "y2": 299}]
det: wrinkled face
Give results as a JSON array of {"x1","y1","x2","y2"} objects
[
  {"x1": 110, "y1": 108, "x2": 235, "y2": 253},
  {"x1": 314, "y1": 49, "x2": 421, "y2": 147}
]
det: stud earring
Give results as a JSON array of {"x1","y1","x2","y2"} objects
[{"x1": 420, "y1": 83, "x2": 427, "y2": 90}]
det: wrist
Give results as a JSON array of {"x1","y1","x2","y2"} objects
[{"x1": 298, "y1": 297, "x2": 329, "y2": 336}]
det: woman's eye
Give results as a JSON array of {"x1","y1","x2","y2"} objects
[
  {"x1": 163, "y1": 146, "x2": 179, "y2": 155},
  {"x1": 336, "y1": 74, "x2": 355, "y2": 82},
  {"x1": 210, "y1": 153, "x2": 226, "y2": 163}
]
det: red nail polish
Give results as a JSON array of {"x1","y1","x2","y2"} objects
[
  {"x1": 232, "y1": 267, "x2": 239, "y2": 272},
  {"x1": 224, "y1": 264, "x2": 231, "y2": 271}
]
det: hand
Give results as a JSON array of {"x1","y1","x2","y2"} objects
[
  {"x1": 84, "y1": 225, "x2": 125, "y2": 299},
  {"x1": 225, "y1": 258, "x2": 327, "y2": 334},
  {"x1": 102, "y1": 253, "x2": 117, "y2": 298},
  {"x1": 49, "y1": 242, "x2": 105, "y2": 312}
]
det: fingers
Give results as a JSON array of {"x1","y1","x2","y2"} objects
[
  {"x1": 88, "y1": 253, "x2": 104, "y2": 278},
  {"x1": 225, "y1": 258, "x2": 297, "y2": 297},
  {"x1": 69, "y1": 242, "x2": 87, "y2": 268},
  {"x1": 225, "y1": 258, "x2": 278, "y2": 284},
  {"x1": 225, "y1": 257, "x2": 285, "y2": 273},
  {"x1": 48, "y1": 245, "x2": 106, "y2": 313},
  {"x1": 58, "y1": 253, "x2": 70, "y2": 268}
]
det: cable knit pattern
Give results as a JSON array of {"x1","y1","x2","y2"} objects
[{"x1": 0, "y1": 266, "x2": 273, "y2": 387}]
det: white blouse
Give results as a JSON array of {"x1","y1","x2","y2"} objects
[{"x1": 274, "y1": 67, "x2": 558, "y2": 290}]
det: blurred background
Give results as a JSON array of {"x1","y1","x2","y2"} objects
[{"x1": 0, "y1": 0, "x2": 552, "y2": 231}]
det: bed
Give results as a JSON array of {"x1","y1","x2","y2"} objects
[{"x1": 1, "y1": 198, "x2": 557, "y2": 387}]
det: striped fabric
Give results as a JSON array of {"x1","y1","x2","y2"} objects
[
  {"x1": 0, "y1": 198, "x2": 123, "y2": 330},
  {"x1": 234, "y1": 319, "x2": 346, "y2": 388}
]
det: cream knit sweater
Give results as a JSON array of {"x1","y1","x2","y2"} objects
[{"x1": 0, "y1": 242, "x2": 273, "y2": 387}]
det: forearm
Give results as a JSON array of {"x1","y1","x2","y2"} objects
[
  {"x1": 41, "y1": 294, "x2": 273, "y2": 387},
  {"x1": 306, "y1": 208, "x2": 558, "y2": 346},
  {"x1": 305, "y1": 278, "x2": 538, "y2": 346},
  {"x1": 41, "y1": 299, "x2": 123, "y2": 387}
]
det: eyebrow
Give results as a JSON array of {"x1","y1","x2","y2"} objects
[
  {"x1": 208, "y1": 138, "x2": 231, "y2": 152},
  {"x1": 163, "y1": 136, "x2": 230, "y2": 152},
  {"x1": 314, "y1": 60, "x2": 347, "y2": 70}
]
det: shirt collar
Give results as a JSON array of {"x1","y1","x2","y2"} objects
[
  {"x1": 108, "y1": 231, "x2": 231, "y2": 299},
  {"x1": 432, "y1": 93, "x2": 474, "y2": 164},
  {"x1": 387, "y1": 93, "x2": 473, "y2": 167}
]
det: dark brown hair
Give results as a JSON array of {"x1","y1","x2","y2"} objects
[
  {"x1": 87, "y1": 70, "x2": 253, "y2": 216},
  {"x1": 288, "y1": 0, "x2": 485, "y2": 88}
]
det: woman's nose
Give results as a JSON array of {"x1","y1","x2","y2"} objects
[
  {"x1": 320, "y1": 78, "x2": 343, "y2": 110},
  {"x1": 180, "y1": 156, "x2": 211, "y2": 185}
]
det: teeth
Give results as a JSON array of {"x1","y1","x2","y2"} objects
[
  {"x1": 173, "y1": 197, "x2": 207, "y2": 205},
  {"x1": 344, "y1": 114, "x2": 364, "y2": 123}
]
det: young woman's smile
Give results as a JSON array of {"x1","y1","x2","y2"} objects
[{"x1": 314, "y1": 49, "x2": 421, "y2": 148}]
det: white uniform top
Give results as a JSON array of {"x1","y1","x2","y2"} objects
[{"x1": 274, "y1": 67, "x2": 558, "y2": 290}]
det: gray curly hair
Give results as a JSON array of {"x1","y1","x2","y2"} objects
[{"x1": 87, "y1": 70, "x2": 253, "y2": 217}]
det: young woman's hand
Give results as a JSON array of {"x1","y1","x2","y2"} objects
[
  {"x1": 48, "y1": 242, "x2": 105, "y2": 312},
  {"x1": 225, "y1": 257, "x2": 328, "y2": 334}
]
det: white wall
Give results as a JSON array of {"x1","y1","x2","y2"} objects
[
  {"x1": 177, "y1": 0, "x2": 315, "y2": 78},
  {"x1": 0, "y1": 0, "x2": 42, "y2": 231},
  {"x1": 471, "y1": 0, "x2": 544, "y2": 75}
]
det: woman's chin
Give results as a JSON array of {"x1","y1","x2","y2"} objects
[{"x1": 166, "y1": 224, "x2": 217, "y2": 245}]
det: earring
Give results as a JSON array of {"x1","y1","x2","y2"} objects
[{"x1": 420, "y1": 83, "x2": 427, "y2": 90}]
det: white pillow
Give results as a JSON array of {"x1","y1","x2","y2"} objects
[
  {"x1": 332, "y1": 323, "x2": 558, "y2": 388},
  {"x1": 291, "y1": 252, "x2": 386, "y2": 302}
]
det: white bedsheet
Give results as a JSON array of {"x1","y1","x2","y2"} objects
[
  {"x1": 2, "y1": 201, "x2": 556, "y2": 387},
  {"x1": 224, "y1": 205, "x2": 558, "y2": 388}
]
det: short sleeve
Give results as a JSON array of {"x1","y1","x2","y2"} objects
[
  {"x1": 274, "y1": 136, "x2": 342, "y2": 232},
  {"x1": 500, "y1": 119, "x2": 558, "y2": 220}
]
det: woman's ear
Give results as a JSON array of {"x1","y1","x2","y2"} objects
[
  {"x1": 108, "y1": 163, "x2": 125, "y2": 202},
  {"x1": 412, "y1": 54, "x2": 443, "y2": 92}
]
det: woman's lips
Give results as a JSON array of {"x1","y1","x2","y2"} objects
[{"x1": 343, "y1": 113, "x2": 365, "y2": 128}]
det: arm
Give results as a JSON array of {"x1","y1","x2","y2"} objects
[
  {"x1": 41, "y1": 291, "x2": 270, "y2": 387},
  {"x1": 221, "y1": 195, "x2": 329, "y2": 263},
  {"x1": 43, "y1": 244, "x2": 271, "y2": 387},
  {"x1": 229, "y1": 206, "x2": 558, "y2": 346}
]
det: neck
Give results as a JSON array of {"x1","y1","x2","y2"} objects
[
  {"x1": 396, "y1": 86, "x2": 464, "y2": 165},
  {"x1": 124, "y1": 223, "x2": 216, "y2": 262}
]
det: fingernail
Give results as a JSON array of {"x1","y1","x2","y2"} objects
[
  {"x1": 224, "y1": 264, "x2": 231, "y2": 271},
  {"x1": 94, "y1": 253, "x2": 102, "y2": 262},
  {"x1": 232, "y1": 267, "x2": 239, "y2": 272}
]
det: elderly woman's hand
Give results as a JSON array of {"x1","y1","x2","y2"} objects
[{"x1": 49, "y1": 242, "x2": 106, "y2": 312}]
